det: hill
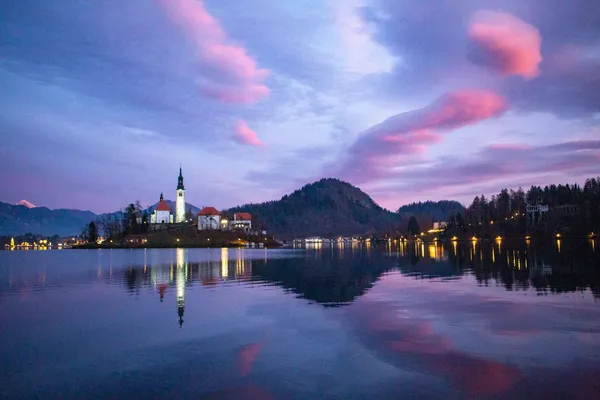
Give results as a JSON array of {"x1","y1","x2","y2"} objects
[
  {"x1": 226, "y1": 178, "x2": 402, "y2": 238},
  {"x1": 398, "y1": 200, "x2": 465, "y2": 221}
]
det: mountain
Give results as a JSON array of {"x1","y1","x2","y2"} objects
[
  {"x1": 0, "y1": 202, "x2": 97, "y2": 236},
  {"x1": 226, "y1": 178, "x2": 402, "y2": 238},
  {"x1": 398, "y1": 200, "x2": 465, "y2": 221},
  {"x1": 16, "y1": 200, "x2": 36, "y2": 208},
  {"x1": 0, "y1": 200, "x2": 201, "y2": 237}
]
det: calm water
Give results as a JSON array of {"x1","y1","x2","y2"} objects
[{"x1": 1, "y1": 241, "x2": 600, "y2": 399}]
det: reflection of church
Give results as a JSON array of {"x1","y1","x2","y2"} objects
[
  {"x1": 151, "y1": 248, "x2": 188, "y2": 327},
  {"x1": 149, "y1": 248, "x2": 256, "y2": 327},
  {"x1": 176, "y1": 248, "x2": 186, "y2": 328}
]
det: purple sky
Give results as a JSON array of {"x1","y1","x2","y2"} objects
[{"x1": 1, "y1": 0, "x2": 599, "y2": 213}]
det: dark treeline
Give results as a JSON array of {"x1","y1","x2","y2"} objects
[
  {"x1": 85, "y1": 201, "x2": 150, "y2": 242},
  {"x1": 445, "y1": 177, "x2": 600, "y2": 238}
]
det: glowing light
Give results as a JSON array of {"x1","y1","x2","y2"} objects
[
  {"x1": 451, "y1": 236, "x2": 458, "y2": 242},
  {"x1": 471, "y1": 236, "x2": 478, "y2": 241},
  {"x1": 555, "y1": 233, "x2": 561, "y2": 238},
  {"x1": 221, "y1": 248, "x2": 229, "y2": 278},
  {"x1": 495, "y1": 236, "x2": 502, "y2": 241}
]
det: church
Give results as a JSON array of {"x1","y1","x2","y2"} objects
[
  {"x1": 149, "y1": 167, "x2": 253, "y2": 233},
  {"x1": 150, "y1": 167, "x2": 187, "y2": 224}
]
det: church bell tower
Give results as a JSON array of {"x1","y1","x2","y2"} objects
[{"x1": 175, "y1": 166, "x2": 186, "y2": 223}]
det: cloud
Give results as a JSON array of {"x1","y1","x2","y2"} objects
[
  {"x1": 364, "y1": 0, "x2": 600, "y2": 117},
  {"x1": 335, "y1": 89, "x2": 507, "y2": 182},
  {"x1": 375, "y1": 140, "x2": 600, "y2": 201},
  {"x1": 468, "y1": 10, "x2": 542, "y2": 78},
  {"x1": 233, "y1": 120, "x2": 264, "y2": 147},
  {"x1": 159, "y1": 0, "x2": 269, "y2": 104},
  {"x1": 331, "y1": 0, "x2": 396, "y2": 75}
]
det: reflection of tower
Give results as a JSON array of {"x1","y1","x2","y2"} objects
[
  {"x1": 175, "y1": 166, "x2": 186, "y2": 223},
  {"x1": 151, "y1": 263, "x2": 170, "y2": 303},
  {"x1": 221, "y1": 248, "x2": 229, "y2": 279},
  {"x1": 176, "y1": 248, "x2": 187, "y2": 327}
]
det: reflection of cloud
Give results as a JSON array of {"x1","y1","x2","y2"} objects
[
  {"x1": 237, "y1": 342, "x2": 263, "y2": 376},
  {"x1": 206, "y1": 385, "x2": 274, "y2": 400},
  {"x1": 349, "y1": 299, "x2": 523, "y2": 396}
]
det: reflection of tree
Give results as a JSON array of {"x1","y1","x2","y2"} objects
[
  {"x1": 113, "y1": 241, "x2": 600, "y2": 318},
  {"x1": 251, "y1": 253, "x2": 393, "y2": 306}
]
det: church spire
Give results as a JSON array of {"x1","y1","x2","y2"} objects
[
  {"x1": 177, "y1": 165, "x2": 184, "y2": 190},
  {"x1": 160, "y1": 192, "x2": 164, "y2": 201}
]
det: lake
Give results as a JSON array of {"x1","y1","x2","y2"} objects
[{"x1": 1, "y1": 241, "x2": 600, "y2": 399}]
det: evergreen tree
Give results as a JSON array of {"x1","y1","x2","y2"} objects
[
  {"x1": 87, "y1": 221, "x2": 98, "y2": 243},
  {"x1": 407, "y1": 216, "x2": 421, "y2": 235}
]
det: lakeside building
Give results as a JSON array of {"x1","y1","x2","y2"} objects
[
  {"x1": 149, "y1": 167, "x2": 254, "y2": 233},
  {"x1": 198, "y1": 207, "x2": 221, "y2": 230},
  {"x1": 150, "y1": 193, "x2": 174, "y2": 224}
]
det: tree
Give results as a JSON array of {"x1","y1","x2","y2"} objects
[
  {"x1": 86, "y1": 221, "x2": 98, "y2": 243},
  {"x1": 99, "y1": 213, "x2": 122, "y2": 239},
  {"x1": 407, "y1": 216, "x2": 421, "y2": 235},
  {"x1": 123, "y1": 203, "x2": 138, "y2": 235},
  {"x1": 141, "y1": 211, "x2": 149, "y2": 233}
]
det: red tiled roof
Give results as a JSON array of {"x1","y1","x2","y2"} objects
[
  {"x1": 156, "y1": 200, "x2": 171, "y2": 212},
  {"x1": 198, "y1": 206, "x2": 220, "y2": 216},
  {"x1": 234, "y1": 212, "x2": 252, "y2": 221}
]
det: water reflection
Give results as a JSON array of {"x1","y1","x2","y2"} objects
[{"x1": 1, "y1": 244, "x2": 600, "y2": 399}]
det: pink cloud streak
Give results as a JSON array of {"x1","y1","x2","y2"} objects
[
  {"x1": 468, "y1": 10, "x2": 542, "y2": 79},
  {"x1": 159, "y1": 0, "x2": 269, "y2": 103},
  {"x1": 233, "y1": 120, "x2": 264, "y2": 147},
  {"x1": 337, "y1": 89, "x2": 507, "y2": 182}
]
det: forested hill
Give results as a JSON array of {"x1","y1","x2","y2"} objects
[
  {"x1": 398, "y1": 200, "x2": 466, "y2": 221},
  {"x1": 226, "y1": 178, "x2": 401, "y2": 238}
]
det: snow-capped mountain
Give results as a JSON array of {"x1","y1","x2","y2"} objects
[{"x1": 16, "y1": 200, "x2": 36, "y2": 208}]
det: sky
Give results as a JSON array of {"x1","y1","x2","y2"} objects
[{"x1": 1, "y1": 0, "x2": 599, "y2": 213}]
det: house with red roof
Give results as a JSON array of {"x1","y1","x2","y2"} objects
[
  {"x1": 150, "y1": 193, "x2": 173, "y2": 224},
  {"x1": 231, "y1": 212, "x2": 252, "y2": 232},
  {"x1": 197, "y1": 206, "x2": 221, "y2": 230}
]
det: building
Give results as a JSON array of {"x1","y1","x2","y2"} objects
[
  {"x1": 526, "y1": 203, "x2": 549, "y2": 225},
  {"x1": 231, "y1": 212, "x2": 252, "y2": 232},
  {"x1": 150, "y1": 193, "x2": 173, "y2": 224},
  {"x1": 175, "y1": 166, "x2": 186, "y2": 223},
  {"x1": 432, "y1": 221, "x2": 447, "y2": 230},
  {"x1": 197, "y1": 207, "x2": 221, "y2": 230}
]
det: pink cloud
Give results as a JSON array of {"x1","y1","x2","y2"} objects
[
  {"x1": 336, "y1": 89, "x2": 507, "y2": 182},
  {"x1": 159, "y1": 0, "x2": 269, "y2": 103},
  {"x1": 233, "y1": 120, "x2": 264, "y2": 147},
  {"x1": 468, "y1": 10, "x2": 542, "y2": 79}
]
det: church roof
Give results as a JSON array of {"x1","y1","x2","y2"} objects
[
  {"x1": 198, "y1": 206, "x2": 220, "y2": 216},
  {"x1": 156, "y1": 199, "x2": 171, "y2": 212},
  {"x1": 234, "y1": 212, "x2": 252, "y2": 221}
]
